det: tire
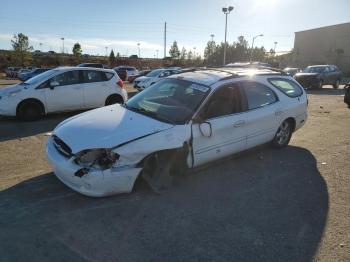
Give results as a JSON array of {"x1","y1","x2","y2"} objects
[
  {"x1": 17, "y1": 101, "x2": 43, "y2": 121},
  {"x1": 142, "y1": 151, "x2": 182, "y2": 193},
  {"x1": 105, "y1": 95, "x2": 124, "y2": 106},
  {"x1": 272, "y1": 120, "x2": 293, "y2": 148},
  {"x1": 333, "y1": 79, "x2": 340, "y2": 89}
]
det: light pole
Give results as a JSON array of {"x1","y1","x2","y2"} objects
[
  {"x1": 193, "y1": 47, "x2": 196, "y2": 58},
  {"x1": 250, "y1": 34, "x2": 263, "y2": 62},
  {"x1": 210, "y1": 34, "x2": 215, "y2": 42},
  {"x1": 273, "y1": 41, "x2": 278, "y2": 54},
  {"x1": 105, "y1": 46, "x2": 108, "y2": 57},
  {"x1": 137, "y1": 43, "x2": 140, "y2": 58},
  {"x1": 156, "y1": 49, "x2": 159, "y2": 59},
  {"x1": 61, "y1": 37, "x2": 65, "y2": 54},
  {"x1": 39, "y1": 43, "x2": 43, "y2": 52},
  {"x1": 222, "y1": 6, "x2": 234, "y2": 66}
]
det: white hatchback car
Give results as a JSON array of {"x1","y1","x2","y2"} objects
[
  {"x1": 0, "y1": 67, "x2": 127, "y2": 120},
  {"x1": 46, "y1": 67, "x2": 308, "y2": 197}
]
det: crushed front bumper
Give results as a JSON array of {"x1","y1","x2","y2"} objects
[{"x1": 46, "y1": 137, "x2": 142, "y2": 197}]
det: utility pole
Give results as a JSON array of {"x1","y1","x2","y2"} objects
[
  {"x1": 222, "y1": 6, "x2": 234, "y2": 66},
  {"x1": 164, "y1": 22, "x2": 167, "y2": 58}
]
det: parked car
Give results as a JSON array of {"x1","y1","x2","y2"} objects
[
  {"x1": 46, "y1": 67, "x2": 308, "y2": 197},
  {"x1": 283, "y1": 67, "x2": 302, "y2": 76},
  {"x1": 133, "y1": 68, "x2": 181, "y2": 91},
  {"x1": 5, "y1": 67, "x2": 21, "y2": 78},
  {"x1": 294, "y1": 65, "x2": 342, "y2": 89},
  {"x1": 77, "y1": 63, "x2": 105, "y2": 68},
  {"x1": 127, "y1": 69, "x2": 151, "y2": 83},
  {"x1": 113, "y1": 66, "x2": 139, "y2": 81},
  {"x1": 18, "y1": 68, "x2": 50, "y2": 81},
  {"x1": 0, "y1": 67, "x2": 127, "y2": 120},
  {"x1": 344, "y1": 83, "x2": 350, "y2": 108}
]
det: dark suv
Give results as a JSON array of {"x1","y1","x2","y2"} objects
[{"x1": 294, "y1": 65, "x2": 342, "y2": 89}]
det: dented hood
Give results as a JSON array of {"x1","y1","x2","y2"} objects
[{"x1": 53, "y1": 104, "x2": 173, "y2": 154}]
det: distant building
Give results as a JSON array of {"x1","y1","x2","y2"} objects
[{"x1": 293, "y1": 22, "x2": 350, "y2": 71}]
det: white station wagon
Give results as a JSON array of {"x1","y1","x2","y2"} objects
[
  {"x1": 0, "y1": 67, "x2": 127, "y2": 120},
  {"x1": 46, "y1": 67, "x2": 308, "y2": 197}
]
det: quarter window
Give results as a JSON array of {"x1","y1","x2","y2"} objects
[
  {"x1": 269, "y1": 78, "x2": 303, "y2": 98},
  {"x1": 50, "y1": 71, "x2": 80, "y2": 86},
  {"x1": 242, "y1": 82, "x2": 277, "y2": 110}
]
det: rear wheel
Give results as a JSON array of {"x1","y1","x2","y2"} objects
[
  {"x1": 272, "y1": 120, "x2": 293, "y2": 148},
  {"x1": 17, "y1": 101, "x2": 43, "y2": 121},
  {"x1": 333, "y1": 79, "x2": 340, "y2": 89},
  {"x1": 105, "y1": 95, "x2": 124, "y2": 106}
]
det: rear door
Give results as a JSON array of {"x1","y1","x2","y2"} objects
[
  {"x1": 192, "y1": 84, "x2": 247, "y2": 167},
  {"x1": 81, "y1": 70, "x2": 112, "y2": 108},
  {"x1": 239, "y1": 81, "x2": 280, "y2": 149},
  {"x1": 43, "y1": 70, "x2": 84, "y2": 112}
]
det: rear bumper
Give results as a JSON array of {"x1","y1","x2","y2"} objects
[
  {"x1": 46, "y1": 137, "x2": 142, "y2": 197},
  {"x1": 295, "y1": 77, "x2": 320, "y2": 88}
]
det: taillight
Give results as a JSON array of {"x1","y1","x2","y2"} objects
[{"x1": 117, "y1": 80, "x2": 124, "y2": 88}]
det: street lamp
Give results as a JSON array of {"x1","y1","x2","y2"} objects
[
  {"x1": 222, "y1": 6, "x2": 234, "y2": 66},
  {"x1": 61, "y1": 37, "x2": 65, "y2": 54},
  {"x1": 105, "y1": 46, "x2": 108, "y2": 57},
  {"x1": 210, "y1": 34, "x2": 215, "y2": 42},
  {"x1": 156, "y1": 49, "x2": 159, "y2": 59},
  {"x1": 193, "y1": 47, "x2": 196, "y2": 58},
  {"x1": 137, "y1": 43, "x2": 141, "y2": 58},
  {"x1": 39, "y1": 43, "x2": 43, "y2": 52},
  {"x1": 274, "y1": 41, "x2": 278, "y2": 54},
  {"x1": 250, "y1": 34, "x2": 263, "y2": 62}
]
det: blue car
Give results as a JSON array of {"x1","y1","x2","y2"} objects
[{"x1": 18, "y1": 68, "x2": 50, "y2": 81}]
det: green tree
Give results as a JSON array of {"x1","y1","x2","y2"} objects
[
  {"x1": 169, "y1": 41, "x2": 180, "y2": 59},
  {"x1": 187, "y1": 50, "x2": 193, "y2": 60},
  {"x1": 109, "y1": 49, "x2": 115, "y2": 64},
  {"x1": 72, "y1": 43, "x2": 82, "y2": 56},
  {"x1": 11, "y1": 33, "x2": 33, "y2": 66}
]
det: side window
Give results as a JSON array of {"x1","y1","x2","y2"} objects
[
  {"x1": 50, "y1": 71, "x2": 80, "y2": 86},
  {"x1": 324, "y1": 67, "x2": 330, "y2": 73},
  {"x1": 82, "y1": 70, "x2": 106, "y2": 83},
  {"x1": 105, "y1": 72, "x2": 114, "y2": 80},
  {"x1": 268, "y1": 78, "x2": 303, "y2": 98},
  {"x1": 242, "y1": 82, "x2": 277, "y2": 110},
  {"x1": 203, "y1": 85, "x2": 243, "y2": 119}
]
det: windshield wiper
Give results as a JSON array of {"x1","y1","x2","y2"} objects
[{"x1": 123, "y1": 104, "x2": 175, "y2": 125}]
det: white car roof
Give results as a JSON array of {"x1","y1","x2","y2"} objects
[
  {"x1": 54, "y1": 66, "x2": 116, "y2": 74},
  {"x1": 169, "y1": 67, "x2": 286, "y2": 87}
]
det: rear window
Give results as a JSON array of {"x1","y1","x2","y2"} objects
[{"x1": 268, "y1": 78, "x2": 303, "y2": 98}]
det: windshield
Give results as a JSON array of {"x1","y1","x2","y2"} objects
[
  {"x1": 124, "y1": 78, "x2": 210, "y2": 124},
  {"x1": 24, "y1": 69, "x2": 58, "y2": 85},
  {"x1": 146, "y1": 69, "x2": 164, "y2": 77},
  {"x1": 303, "y1": 66, "x2": 325, "y2": 73}
]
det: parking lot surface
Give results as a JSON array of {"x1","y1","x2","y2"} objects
[{"x1": 0, "y1": 79, "x2": 349, "y2": 261}]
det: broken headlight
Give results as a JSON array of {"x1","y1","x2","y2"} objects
[{"x1": 74, "y1": 149, "x2": 119, "y2": 170}]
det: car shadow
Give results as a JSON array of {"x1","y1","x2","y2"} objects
[
  {"x1": 0, "y1": 145, "x2": 328, "y2": 262},
  {"x1": 306, "y1": 86, "x2": 345, "y2": 96},
  {"x1": 0, "y1": 111, "x2": 84, "y2": 142}
]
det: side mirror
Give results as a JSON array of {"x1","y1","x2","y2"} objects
[
  {"x1": 49, "y1": 81, "x2": 59, "y2": 89},
  {"x1": 199, "y1": 122, "x2": 212, "y2": 137}
]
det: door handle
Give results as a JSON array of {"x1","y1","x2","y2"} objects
[{"x1": 234, "y1": 120, "x2": 245, "y2": 127}]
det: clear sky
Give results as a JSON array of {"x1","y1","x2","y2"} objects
[{"x1": 0, "y1": 0, "x2": 349, "y2": 58}]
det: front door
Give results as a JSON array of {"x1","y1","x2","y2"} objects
[
  {"x1": 192, "y1": 84, "x2": 247, "y2": 167},
  {"x1": 44, "y1": 70, "x2": 84, "y2": 113}
]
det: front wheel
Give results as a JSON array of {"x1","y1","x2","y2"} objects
[{"x1": 272, "y1": 120, "x2": 293, "y2": 148}]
